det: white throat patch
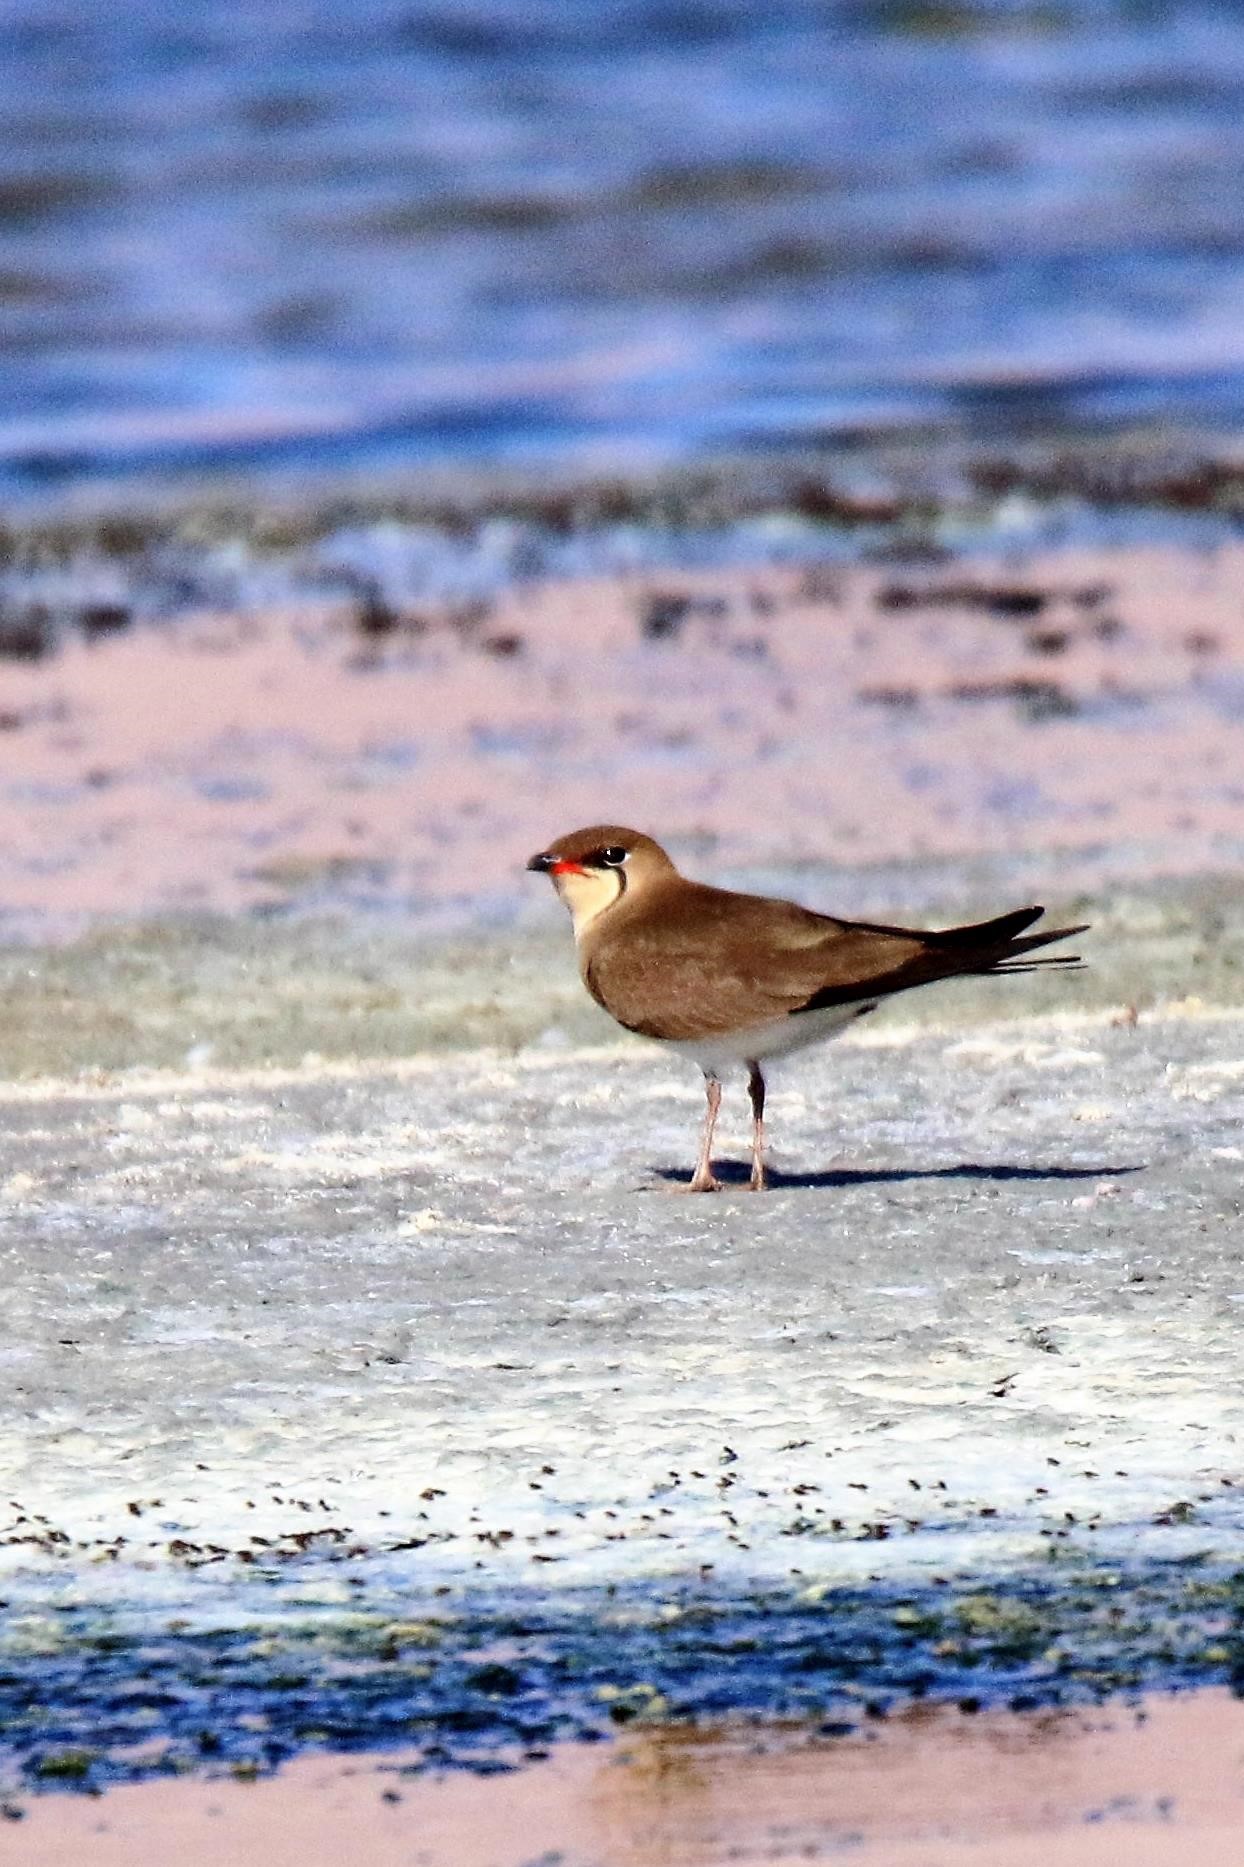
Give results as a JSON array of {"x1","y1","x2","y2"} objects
[{"x1": 555, "y1": 865, "x2": 624, "y2": 938}]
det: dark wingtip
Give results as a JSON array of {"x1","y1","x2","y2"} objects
[{"x1": 992, "y1": 955, "x2": 1087, "y2": 974}]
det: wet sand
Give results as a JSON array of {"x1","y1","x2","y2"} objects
[{"x1": 10, "y1": 1690, "x2": 1244, "y2": 1866}]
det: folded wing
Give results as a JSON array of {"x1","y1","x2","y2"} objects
[{"x1": 584, "y1": 886, "x2": 1086, "y2": 1042}]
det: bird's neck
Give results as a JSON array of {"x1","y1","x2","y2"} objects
[{"x1": 557, "y1": 867, "x2": 626, "y2": 939}]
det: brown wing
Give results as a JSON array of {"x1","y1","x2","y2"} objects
[
  {"x1": 582, "y1": 881, "x2": 1086, "y2": 1042},
  {"x1": 582, "y1": 883, "x2": 926, "y2": 1040}
]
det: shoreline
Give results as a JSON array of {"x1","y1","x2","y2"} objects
[
  {"x1": 9, "y1": 1688, "x2": 1244, "y2": 1865},
  {"x1": 8, "y1": 430, "x2": 1244, "y2": 534}
]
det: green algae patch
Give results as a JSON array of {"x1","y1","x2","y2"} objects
[
  {"x1": 952, "y1": 1595, "x2": 1046, "y2": 1658},
  {"x1": 33, "y1": 1750, "x2": 98, "y2": 1782}
]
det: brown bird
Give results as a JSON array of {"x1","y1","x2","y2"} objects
[{"x1": 528, "y1": 825, "x2": 1087, "y2": 1192}]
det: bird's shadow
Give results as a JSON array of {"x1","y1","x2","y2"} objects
[{"x1": 652, "y1": 1160, "x2": 1144, "y2": 1191}]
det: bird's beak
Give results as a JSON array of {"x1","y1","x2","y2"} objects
[{"x1": 527, "y1": 851, "x2": 588, "y2": 877}]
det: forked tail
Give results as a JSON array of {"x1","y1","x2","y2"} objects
[{"x1": 927, "y1": 905, "x2": 1088, "y2": 977}]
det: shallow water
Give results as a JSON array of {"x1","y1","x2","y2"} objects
[
  {"x1": 0, "y1": 1566, "x2": 1239, "y2": 1793},
  {"x1": 8, "y1": 1, "x2": 1244, "y2": 499}
]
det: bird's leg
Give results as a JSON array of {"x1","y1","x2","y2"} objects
[
  {"x1": 688, "y1": 1074, "x2": 723, "y2": 1192},
  {"x1": 747, "y1": 1061, "x2": 767, "y2": 1191}
]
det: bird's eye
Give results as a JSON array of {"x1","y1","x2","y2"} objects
[{"x1": 600, "y1": 845, "x2": 628, "y2": 866}]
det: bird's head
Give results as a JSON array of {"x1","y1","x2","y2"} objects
[{"x1": 526, "y1": 825, "x2": 674, "y2": 935}]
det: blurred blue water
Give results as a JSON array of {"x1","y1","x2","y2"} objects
[{"x1": 4, "y1": 0, "x2": 1244, "y2": 499}]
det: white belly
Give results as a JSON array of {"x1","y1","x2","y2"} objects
[{"x1": 661, "y1": 1002, "x2": 875, "y2": 1077}]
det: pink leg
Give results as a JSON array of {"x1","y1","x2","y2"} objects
[{"x1": 687, "y1": 1076, "x2": 723, "y2": 1192}]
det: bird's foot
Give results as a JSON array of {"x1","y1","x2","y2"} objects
[
  {"x1": 748, "y1": 1166, "x2": 768, "y2": 1192},
  {"x1": 685, "y1": 1170, "x2": 723, "y2": 1194}
]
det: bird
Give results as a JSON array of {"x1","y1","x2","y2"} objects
[{"x1": 527, "y1": 825, "x2": 1087, "y2": 1192}]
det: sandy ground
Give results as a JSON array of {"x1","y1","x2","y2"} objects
[
  {"x1": 2, "y1": 996, "x2": 1243, "y2": 1600},
  {"x1": 1, "y1": 540, "x2": 1243, "y2": 936},
  {"x1": 11, "y1": 1691, "x2": 1244, "y2": 1866}
]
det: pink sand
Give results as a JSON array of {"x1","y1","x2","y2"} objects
[
  {"x1": 0, "y1": 543, "x2": 1242, "y2": 930},
  {"x1": 10, "y1": 1689, "x2": 1244, "y2": 1866}
]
